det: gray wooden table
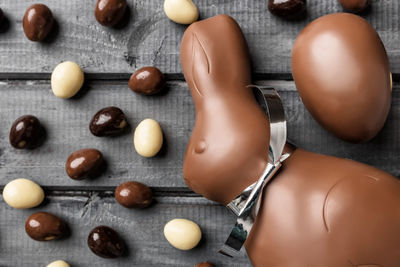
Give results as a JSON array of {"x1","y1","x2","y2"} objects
[{"x1": 0, "y1": 1, "x2": 398, "y2": 266}]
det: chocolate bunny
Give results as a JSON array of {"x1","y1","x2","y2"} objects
[
  {"x1": 181, "y1": 14, "x2": 400, "y2": 266},
  {"x1": 181, "y1": 14, "x2": 270, "y2": 205}
]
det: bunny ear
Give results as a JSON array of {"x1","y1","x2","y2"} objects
[
  {"x1": 181, "y1": 27, "x2": 205, "y2": 99},
  {"x1": 180, "y1": 26, "x2": 212, "y2": 99},
  {"x1": 181, "y1": 15, "x2": 252, "y2": 99},
  {"x1": 193, "y1": 33, "x2": 210, "y2": 75},
  {"x1": 191, "y1": 32, "x2": 212, "y2": 97}
]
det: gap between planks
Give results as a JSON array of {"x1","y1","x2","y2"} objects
[
  {"x1": 0, "y1": 72, "x2": 295, "y2": 81},
  {"x1": 0, "y1": 186, "x2": 199, "y2": 198},
  {"x1": 0, "y1": 73, "x2": 399, "y2": 82}
]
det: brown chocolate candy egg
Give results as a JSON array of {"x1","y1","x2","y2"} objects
[
  {"x1": 9, "y1": 115, "x2": 44, "y2": 149},
  {"x1": 268, "y1": 0, "x2": 307, "y2": 19},
  {"x1": 339, "y1": 0, "x2": 369, "y2": 13},
  {"x1": 89, "y1": 106, "x2": 128, "y2": 137},
  {"x1": 129, "y1": 66, "x2": 165, "y2": 95},
  {"x1": 25, "y1": 212, "x2": 67, "y2": 241},
  {"x1": 23, "y1": 4, "x2": 54, "y2": 41},
  {"x1": 292, "y1": 13, "x2": 391, "y2": 143},
  {"x1": 65, "y1": 148, "x2": 104, "y2": 180},
  {"x1": 88, "y1": 226, "x2": 125, "y2": 258},
  {"x1": 194, "y1": 262, "x2": 215, "y2": 267},
  {"x1": 115, "y1": 181, "x2": 153, "y2": 208},
  {"x1": 95, "y1": 0, "x2": 127, "y2": 27}
]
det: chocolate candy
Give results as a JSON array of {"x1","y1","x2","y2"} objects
[
  {"x1": 0, "y1": 8, "x2": 3, "y2": 25},
  {"x1": 245, "y1": 148, "x2": 400, "y2": 265},
  {"x1": 95, "y1": 0, "x2": 127, "y2": 27},
  {"x1": 65, "y1": 148, "x2": 104, "y2": 180},
  {"x1": 47, "y1": 260, "x2": 70, "y2": 267},
  {"x1": 164, "y1": 219, "x2": 202, "y2": 250},
  {"x1": 164, "y1": 0, "x2": 199, "y2": 25},
  {"x1": 181, "y1": 15, "x2": 270, "y2": 204},
  {"x1": 339, "y1": 0, "x2": 369, "y2": 13},
  {"x1": 180, "y1": 15, "x2": 400, "y2": 266},
  {"x1": 133, "y1": 118, "x2": 164, "y2": 157},
  {"x1": 22, "y1": 4, "x2": 54, "y2": 41},
  {"x1": 292, "y1": 13, "x2": 391, "y2": 142},
  {"x1": 268, "y1": 0, "x2": 307, "y2": 19},
  {"x1": 115, "y1": 181, "x2": 153, "y2": 208},
  {"x1": 25, "y1": 212, "x2": 67, "y2": 241},
  {"x1": 88, "y1": 226, "x2": 125, "y2": 258},
  {"x1": 9, "y1": 115, "x2": 44, "y2": 149},
  {"x1": 129, "y1": 67, "x2": 165, "y2": 95},
  {"x1": 89, "y1": 107, "x2": 128, "y2": 137},
  {"x1": 3, "y1": 178, "x2": 44, "y2": 209},
  {"x1": 194, "y1": 262, "x2": 215, "y2": 267},
  {"x1": 51, "y1": 61, "x2": 85, "y2": 99}
]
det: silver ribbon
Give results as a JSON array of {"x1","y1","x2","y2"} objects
[{"x1": 219, "y1": 86, "x2": 292, "y2": 257}]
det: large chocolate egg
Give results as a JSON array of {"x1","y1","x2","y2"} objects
[{"x1": 292, "y1": 13, "x2": 391, "y2": 143}]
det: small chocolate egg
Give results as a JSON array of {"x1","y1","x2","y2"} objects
[
  {"x1": 163, "y1": 0, "x2": 199, "y2": 25},
  {"x1": 9, "y1": 115, "x2": 44, "y2": 149},
  {"x1": 51, "y1": 61, "x2": 85, "y2": 99},
  {"x1": 95, "y1": 0, "x2": 127, "y2": 27},
  {"x1": 115, "y1": 181, "x2": 153, "y2": 208},
  {"x1": 47, "y1": 260, "x2": 70, "y2": 267},
  {"x1": 65, "y1": 149, "x2": 104, "y2": 180},
  {"x1": 129, "y1": 67, "x2": 165, "y2": 95},
  {"x1": 268, "y1": 0, "x2": 307, "y2": 19},
  {"x1": 133, "y1": 119, "x2": 164, "y2": 157},
  {"x1": 292, "y1": 13, "x2": 391, "y2": 143},
  {"x1": 339, "y1": 0, "x2": 369, "y2": 13},
  {"x1": 0, "y1": 8, "x2": 4, "y2": 25},
  {"x1": 164, "y1": 218, "x2": 202, "y2": 250},
  {"x1": 25, "y1": 212, "x2": 67, "y2": 241},
  {"x1": 22, "y1": 4, "x2": 54, "y2": 41},
  {"x1": 88, "y1": 226, "x2": 125, "y2": 258},
  {"x1": 89, "y1": 106, "x2": 128, "y2": 137},
  {"x1": 194, "y1": 262, "x2": 215, "y2": 267},
  {"x1": 3, "y1": 178, "x2": 44, "y2": 209}
]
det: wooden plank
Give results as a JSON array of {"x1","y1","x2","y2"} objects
[
  {"x1": 0, "y1": 194, "x2": 251, "y2": 266},
  {"x1": 0, "y1": 80, "x2": 398, "y2": 188},
  {"x1": 0, "y1": 0, "x2": 399, "y2": 75},
  {"x1": 0, "y1": 80, "x2": 194, "y2": 188}
]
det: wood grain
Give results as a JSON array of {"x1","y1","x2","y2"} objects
[
  {"x1": 0, "y1": 194, "x2": 251, "y2": 267},
  {"x1": 0, "y1": 1, "x2": 399, "y2": 265},
  {"x1": 0, "y1": 80, "x2": 398, "y2": 189},
  {"x1": 0, "y1": 0, "x2": 398, "y2": 75}
]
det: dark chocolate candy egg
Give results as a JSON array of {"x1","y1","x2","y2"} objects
[
  {"x1": 88, "y1": 226, "x2": 125, "y2": 258},
  {"x1": 339, "y1": 0, "x2": 369, "y2": 13},
  {"x1": 268, "y1": 0, "x2": 306, "y2": 19},
  {"x1": 9, "y1": 115, "x2": 44, "y2": 149},
  {"x1": 95, "y1": 0, "x2": 127, "y2": 27},
  {"x1": 89, "y1": 106, "x2": 128, "y2": 136},
  {"x1": 292, "y1": 13, "x2": 391, "y2": 143},
  {"x1": 194, "y1": 262, "x2": 215, "y2": 267},
  {"x1": 129, "y1": 66, "x2": 165, "y2": 95},
  {"x1": 25, "y1": 212, "x2": 67, "y2": 241},
  {"x1": 65, "y1": 148, "x2": 104, "y2": 180},
  {"x1": 115, "y1": 181, "x2": 153, "y2": 208},
  {"x1": 23, "y1": 4, "x2": 54, "y2": 41},
  {"x1": 0, "y1": 8, "x2": 4, "y2": 25}
]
